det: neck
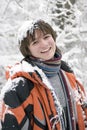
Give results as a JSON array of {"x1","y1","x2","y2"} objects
[{"x1": 27, "y1": 51, "x2": 62, "y2": 77}]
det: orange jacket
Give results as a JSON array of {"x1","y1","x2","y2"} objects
[{"x1": 0, "y1": 61, "x2": 87, "y2": 130}]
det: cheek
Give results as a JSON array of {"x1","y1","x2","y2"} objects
[
  {"x1": 29, "y1": 46, "x2": 39, "y2": 56},
  {"x1": 50, "y1": 40, "x2": 56, "y2": 48},
  {"x1": 49, "y1": 38, "x2": 55, "y2": 45},
  {"x1": 28, "y1": 46, "x2": 34, "y2": 55}
]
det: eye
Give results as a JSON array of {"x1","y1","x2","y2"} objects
[
  {"x1": 32, "y1": 40, "x2": 38, "y2": 45},
  {"x1": 44, "y1": 34, "x2": 51, "y2": 39}
]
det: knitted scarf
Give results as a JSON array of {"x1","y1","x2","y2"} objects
[{"x1": 28, "y1": 52, "x2": 62, "y2": 78}]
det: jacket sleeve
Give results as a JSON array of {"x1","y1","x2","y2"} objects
[
  {"x1": 76, "y1": 79, "x2": 87, "y2": 129},
  {"x1": 0, "y1": 77, "x2": 34, "y2": 130},
  {"x1": 76, "y1": 79, "x2": 87, "y2": 106}
]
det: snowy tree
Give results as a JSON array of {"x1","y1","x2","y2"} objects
[
  {"x1": 48, "y1": 0, "x2": 87, "y2": 88},
  {"x1": 0, "y1": 0, "x2": 87, "y2": 91}
]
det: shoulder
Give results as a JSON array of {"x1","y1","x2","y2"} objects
[
  {"x1": 61, "y1": 60, "x2": 74, "y2": 73},
  {"x1": 1, "y1": 76, "x2": 34, "y2": 107}
]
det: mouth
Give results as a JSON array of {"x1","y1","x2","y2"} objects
[{"x1": 41, "y1": 47, "x2": 51, "y2": 53}]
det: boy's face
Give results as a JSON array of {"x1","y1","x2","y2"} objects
[{"x1": 28, "y1": 29, "x2": 56, "y2": 61}]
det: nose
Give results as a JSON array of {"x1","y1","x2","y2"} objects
[{"x1": 40, "y1": 39, "x2": 48, "y2": 47}]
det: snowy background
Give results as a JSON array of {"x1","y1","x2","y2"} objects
[{"x1": 0, "y1": 0, "x2": 87, "y2": 93}]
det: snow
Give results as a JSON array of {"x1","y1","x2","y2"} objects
[
  {"x1": 17, "y1": 20, "x2": 35, "y2": 43},
  {"x1": 0, "y1": 0, "x2": 87, "y2": 120},
  {"x1": 0, "y1": 1, "x2": 87, "y2": 129},
  {"x1": 0, "y1": 77, "x2": 25, "y2": 99}
]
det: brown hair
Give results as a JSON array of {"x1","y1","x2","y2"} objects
[{"x1": 19, "y1": 20, "x2": 57, "y2": 57}]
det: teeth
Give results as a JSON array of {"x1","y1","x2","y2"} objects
[{"x1": 41, "y1": 48, "x2": 50, "y2": 53}]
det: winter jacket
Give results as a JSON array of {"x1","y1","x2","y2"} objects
[{"x1": 0, "y1": 60, "x2": 87, "y2": 130}]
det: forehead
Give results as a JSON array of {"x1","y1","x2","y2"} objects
[
  {"x1": 29, "y1": 28, "x2": 48, "y2": 42},
  {"x1": 34, "y1": 29, "x2": 45, "y2": 39}
]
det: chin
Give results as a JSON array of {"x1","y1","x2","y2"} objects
[{"x1": 44, "y1": 56, "x2": 54, "y2": 61}]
